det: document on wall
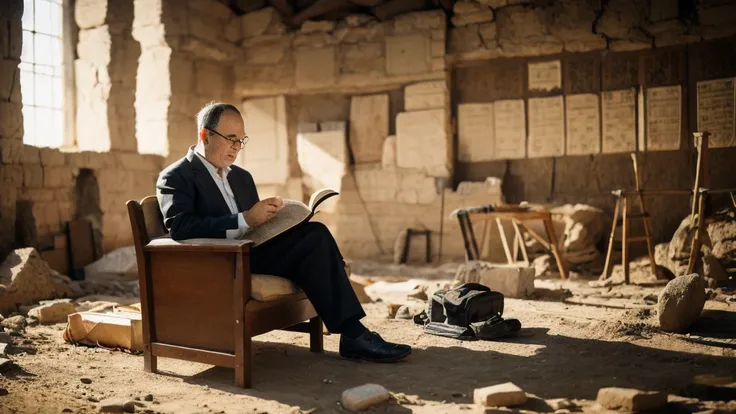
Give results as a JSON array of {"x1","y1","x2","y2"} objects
[
  {"x1": 697, "y1": 77, "x2": 735, "y2": 148},
  {"x1": 528, "y1": 60, "x2": 561, "y2": 91},
  {"x1": 566, "y1": 93, "x2": 600, "y2": 155},
  {"x1": 493, "y1": 99, "x2": 526, "y2": 160},
  {"x1": 458, "y1": 103, "x2": 495, "y2": 162},
  {"x1": 646, "y1": 85, "x2": 681, "y2": 151},
  {"x1": 602, "y1": 88, "x2": 637, "y2": 153},
  {"x1": 528, "y1": 96, "x2": 565, "y2": 158}
]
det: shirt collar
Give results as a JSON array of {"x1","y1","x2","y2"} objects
[{"x1": 194, "y1": 148, "x2": 231, "y2": 177}]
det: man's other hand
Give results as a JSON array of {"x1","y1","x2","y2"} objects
[{"x1": 244, "y1": 197, "x2": 283, "y2": 227}]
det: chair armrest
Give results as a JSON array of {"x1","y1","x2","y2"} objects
[{"x1": 144, "y1": 237, "x2": 254, "y2": 253}]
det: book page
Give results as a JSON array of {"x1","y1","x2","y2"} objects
[
  {"x1": 242, "y1": 200, "x2": 311, "y2": 246},
  {"x1": 309, "y1": 188, "x2": 339, "y2": 212}
]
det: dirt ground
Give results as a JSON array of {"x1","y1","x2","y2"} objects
[{"x1": 2, "y1": 261, "x2": 736, "y2": 414}]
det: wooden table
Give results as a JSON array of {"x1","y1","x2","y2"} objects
[{"x1": 455, "y1": 206, "x2": 569, "y2": 280}]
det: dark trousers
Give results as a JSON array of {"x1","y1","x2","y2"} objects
[{"x1": 250, "y1": 221, "x2": 365, "y2": 333}]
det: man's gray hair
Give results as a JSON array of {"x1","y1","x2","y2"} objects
[{"x1": 196, "y1": 102, "x2": 241, "y2": 132}]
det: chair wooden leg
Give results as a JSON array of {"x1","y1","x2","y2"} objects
[
  {"x1": 143, "y1": 348, "x2": 157, "y2": 373},
  {"x1": 309, "y1": 316, "x2": 324, "y2": 353},
  {"x1": 235, "y1": 336, "x2": 252, "y2": 388}
]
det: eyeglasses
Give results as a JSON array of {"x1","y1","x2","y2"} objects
[{"x1": 206, "y1": 128, "x2": 249, "y2": 149}]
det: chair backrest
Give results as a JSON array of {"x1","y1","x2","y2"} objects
[{"x1": 127, "y1": 195, "x2": 168, "y2": 251}]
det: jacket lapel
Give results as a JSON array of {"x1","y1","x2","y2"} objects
[
  {"x1": 227, "y1": 172, "x2": 250, "y2": 212},
  {"x1": 187, "y1": 148, "x2": 231, "y2": 216}
]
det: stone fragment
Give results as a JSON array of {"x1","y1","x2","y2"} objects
[
  {"x1": 474, "y1": 382, "x2": 527, "y2": 407},
  {"x1": 0, "y1": 358, "x2": 13, "y2": 372},
  {"x1": 1, "y1": 315, "x2": 26, "y2": 331},
  {"x1": 546, "y1": 398, "x2": 576, "y2": 410},
  {"x1": 341, "y1": 384, "x2": 390, "y2": 411},
  {"x1": 241, "y1": 7, "x2": 284, "y2": 38},
  {"x1": 658, "y1": 274, "x2": 706, "y2": 333},
  {"x1": 596, "y1": 387, "x2": 667, "y2": 412},
  {"x1": 405, "y1": 81, "x2": 447, "y2": 111},
  {"x1": 451, "y1": 3, "x2": 494, "y2": 27},
  {"x1": 81, "y1": 377, "x2": 92, "y2": 384},
  {"x1": 454, "y1": 261, "x2": 535, "y2": 298},
  {"x1": 385, "y1": 34, "x2": 430, "y2": 76},
  {"x1": 350, "y1": 94, "x2": 389, "y2": 164},
  {"x1": 345, "y1": 14, "x2": 374, "y2": 27},
  {"x1": 396, "y1": 109, "x2": 450, "y2": 177},
  {"x1": 301, "y1": 20, "x2": 335, "y2": 34},
  {"x1": 27, "y1": 299, "x2": 77, "y2": 324}
]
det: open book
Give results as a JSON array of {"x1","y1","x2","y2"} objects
[{"x1": 241, "y1": 188, "x2": 338, "y2": 246}]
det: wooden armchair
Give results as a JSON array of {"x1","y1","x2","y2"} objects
[{"x1": 126, "y1": 196, "x2": 322, "y2": 388}]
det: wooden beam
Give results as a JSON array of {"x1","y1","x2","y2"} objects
[
  {"x1": 291, "y1": 0, "x2": 352, "y2": 26},
  {"x1": 373, "y1": 0, "x2": 427, "y2": 20}
]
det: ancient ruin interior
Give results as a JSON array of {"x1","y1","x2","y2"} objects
[{"x1": 1, "y1": 0, "x2": 736, "y2": 412}]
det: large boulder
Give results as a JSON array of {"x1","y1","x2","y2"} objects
[
  {"x1": 0, "y1": 248, "x2": 82, "y2": 315},
  {"x1": 657, "y1": 274, "x2": 706, "y2": 333}
]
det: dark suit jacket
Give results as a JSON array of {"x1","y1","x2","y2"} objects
[{"x1": 156, "y1": 147, "x2": 260, "y2": 240}]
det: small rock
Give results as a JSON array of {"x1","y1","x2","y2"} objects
[
  {"x1": 596, "y1": 387, "x2": 667, "y2": 411},
  {"x1": 1, "y1": 315, "x2": 26, "y2": 331},
  {"x1": 81, "y1": 378, "x2": 92, "y2": 384},
  {"x1": 546, "y1": 398, "x2": 576, "y2": 410},
  {"x1": 25, "y1": 316, "x2": 39, "y2": 327},
  {"x1": 88, "y1": 396, "x2": 100, "y2": 402},
  {"x1": 0, "y1": 332, "x2": 9, "y2": 343},
  {"x1": 0, "y1": 343, "x2": 7, "y2": 357},
  {"x1": 122, "y1": 400, "x2": 141, "y2": 413},
  {"x1": 473, "y1": 382, "x2": 527, "y2": 407},
  {"x1": 658, "y1": 274, "x2": 706, "y2": 333},
  {"x1": 395, "y1": 301, "x2": 425, "y2": 320},
  {"x1": 341, "y1": 384, "x2": 390, "y2": 411},
  {"x1": 62, "y1": 409, "x2": 72, "y2": 413},
  {"x1": 144, "y1": 394, "x2": 153, "y2": 401}
]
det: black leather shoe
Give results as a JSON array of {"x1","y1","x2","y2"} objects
[{"x1": 339, "y1": 331, "x2": 411, "y2": 362}]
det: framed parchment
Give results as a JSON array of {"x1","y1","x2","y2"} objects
[
  {"x1": 602, "y1": 88, "x2": 637, "y2": 153},
  {"x1": 493, "y1": 99, "x2": 526, "y2": 160},
  {"x1": 458, "y1": 103, "x2": 495, "y2": 162},
  {"x1": 697, "y1": 77, "x2": 735, "y2": 148},
  {"x1": 566, "y1": 94, "x2": 600, "y2": 155},
  {"x1": 528, "y1": 60, "x2": 562, "y2": 92},
  {"x1": 646, "y1": 85, "x2": 681, "y2": 151},
  {"x1": 528, "y1": 96, "x2": 564, "y2": 158}
]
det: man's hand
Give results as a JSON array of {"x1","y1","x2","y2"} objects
[{"x1": 243, "y1": 197, "x2": 283, "y2": 227}]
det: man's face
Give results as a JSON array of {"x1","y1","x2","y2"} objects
[{"x1": 201, "y1": 110, "x2": 245, "y2": 169}]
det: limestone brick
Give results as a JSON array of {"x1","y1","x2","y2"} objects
[
  {"x1": 451, "y1": 8, "x2": 494, "y2": 27},
  {"x1": 293, "y1": 32, "x2": 337, "y2": 49},
  {"x1": 398, "y1": 171, "x2": 437, "y2": 205},
  {"x1": 75, "y1": 0, "x2": 108, "y2": 30},
  {"x1": 449, "y1": 26, "x2": 483, "y2": 55},
  {"x1": 6, "y1": 14, "x2": 23, "y2": 60},
  {"x1": 297, "y1": 130, "x2": 348, "y2": 191},
  {"x1": 344, "y1": 14, "x2": 375, "y2": 28},
  {"x1": 188, "y1": 13, "x2": 222, "y2": 44},
  {"x1": 224, "y1": 16, "x2": 242, "y2": 43},
  {"x1": 0, "y1": 59, "x2": 19, "y2": 102},
  {"x1": 43, "y1": 167, "x2": 74, "y2": 188},
  {"x1": 77, "y1": 26, "x2": 113, "y2": 67},
  {"x1": 54, "y1": 189, "x2": 73, "y2": 203},
  {"x1": 0, "y1": 101, "x2": 23, "y2": 140},
  {"x1": 496, "y1": 5, "x2": 564, "y2": 56},
  {"x1": 340, "y1": 43, "x2": 384, "y2": 75},
  {"x1": 382, "y1": 135, "x2": 397, "y2": 168},
  {"x1": 431, "y1": 57, "x2": 445, "y2": 72},
  {"x1": 58, "y1": 202, "x2": 74, "y2": 223},
  {"x1": 350, "y1": 94, "x2": 389, "y2": 164},
  {"x1": 21, "y1": 189, "x2": 55, "y2": 203},
  {"x1": 596, "y1": 0, "x2": 648, "y2": 40},
  {"x1": 354, "y1": 167, "x2": 399, "y2": 202},
  {"x1": 405, "y1": 81, "x2": 447, "y2": 111},
  {"x1": 117, "y1": 153, "x2": 162, "y2": 172},
  {"x1": 23, "y1": 165, "x2": 43, "y2": 188},
  {"x1": 39, "y1": 148, "x2": 67, "y2": 167},
  {"x1": 393, "y1": 11, "x2": 445, "y2": 34},
  {"x1": 0, "y1": 138, "x2": 23, "y2": 164},
  {"x1": 333, "y1": 24, "x2": 385, "y2": 44},
  {"x1": 19, "y1": 145, "x2": 40, "y2": 165},
  {"x1": 194, "y1": 60, "x2": 226, "y2": 97},
  {"x1": 0, "y1": 165, "x2": 23, "y2": 188},
  {"x1": 385, "y1": 34, "x2": 430, "y2": 76},
  {"x1": 241, "y1": 7, "x2": 285, "y2": 39},
  {"x1": 296, "y1": 47, "x2": 336, "y2": 89},
  {"x1": 301, "y1": 20, "x2": 336, "y2": 34},
  {"x1": 179, "y1": 37, "x2": 242, "y2": 62},
  {"x1": 477, "y1": 0, "x2": 507, "y2": 7},
  {"x1": 243, "y1": 38, "x2": 290, "y2": 65},
  {"x1": 396, "y1": 110, "x2": 450, "y2": 177}
]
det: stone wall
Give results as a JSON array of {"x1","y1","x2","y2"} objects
[{"x1": 0, "y1": 0, "x2": 162, "y2": 260}]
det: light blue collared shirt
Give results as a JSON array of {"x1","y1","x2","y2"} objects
[{"x1": 194, "y1": 150, "x2": 249, "y2": 239}]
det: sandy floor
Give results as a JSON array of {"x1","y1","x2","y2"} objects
[{"x1": 2, "y1": 265, "x2": 736, "y2": 414}]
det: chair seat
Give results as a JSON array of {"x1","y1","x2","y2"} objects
[{"x1": 251, "y1": 274, "x2": 301, "y2": 302}]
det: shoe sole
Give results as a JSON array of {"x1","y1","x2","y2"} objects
[{"x1": 340, "y1": 349, "x2": 412, "y2": 363}]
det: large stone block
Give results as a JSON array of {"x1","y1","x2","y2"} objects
[
  {"x1": 354, "y1": 167, "x2": 399, "y2": 202},
  {"x1": 237, "y1": 96, "x2": 288, "y2": 185},
  {"x1": 23, "y1": 165, "x2": 43, "y2": 188},
  {"x1": 194, "y1": 60, "x2": 226, "y2": 97},
  {"x1": 596, "y1": 388, "x2": 667, "y2": 412},
  {"x1": 349, "y1": 94, "x2": 389, "y2": 164},
  {"x1": 179, "y1": 36, "x2": 242, "y2": 62},
  {"x1": 455, "y1": 261, "x2": 535, "y2": 298},
  {"x1": 243, "y1": 38, "x2": 290, "y2": 65},
  {"x1": 658, "y1": 273, "x2": 706, "y2": 333},
  {"x1": 188, "y1": 13, "x2": 222, "y2": 44},
  {"x1": 458, "y1": 103, "x2": 494, "y2": 162},
  {"x1": 404, "y1": 81, "x2": 446, "y2": 111},
  {"x1": 0, "y1": 165, "x2": 22, "y2": 188},
  {"x1": 241, "y1": 7, "x2": 285, "y2": 38},
  {"x1": 75, "y1": 0, "x2": 108, "y2": 30},
  {"x1": 0, "y1": 138, "x2": 23, "y2": 164},
  {"x1": 451, "y1": 2, "x2": 494, "y2": 26},
  {"x1": 393, "y1": 10, "x2": 445, "y2": 34},
  {"x1": 297, "y1": 130, "x2": 347, "y2": 191},
  {"x1": 77, "y1": 26, "x2": 113, "y2": 67},
  {"x1": 386, "y1": 34, "x2": 430, "y2": 76},
  {"x1": 396, "y1": 109, "x2": 450, "y2": 177},
  {"x1": 382, "y1": 135, "x2": 397, "y2": 168},
  {"x1": 0, "y1": 101, "x2": 22, "y2": 140},
  {"x1": 188, "y1": 0, "x2": 232, "y2": 21},
  {"x1": 0, "y1": 59, "x2": 19, "y2": 102},
  {"x1": 474, "y1": 382, "x2": 527, "y2": 407},
  {"x1": 449, "y1": 25, "x2": 484, "y2": 55},
  {"x1": 295, "y1": 47, "x2": 336, "y2": 89},
  {"x1": 43, "y1": 166, "x2": 74, "y2": 188}
]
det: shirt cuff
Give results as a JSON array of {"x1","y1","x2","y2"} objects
[{"x1": 225, "y1": 213, "x2": 250, "y2": 239}]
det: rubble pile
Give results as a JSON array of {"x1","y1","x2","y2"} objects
[{"x1": 655, "y1": 206, "x2": 736, "y2": 285}]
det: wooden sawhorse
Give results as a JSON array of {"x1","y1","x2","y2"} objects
[{"x1": 455, "y1": 205, "x2": 569, "y2": 280}]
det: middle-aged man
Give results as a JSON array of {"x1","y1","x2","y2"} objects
[{"x1": 156, "y1": 102, "x2": 411, "y2": 362}]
